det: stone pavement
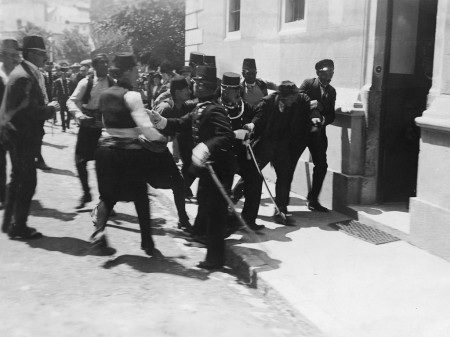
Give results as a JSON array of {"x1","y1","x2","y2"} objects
[
  {"x1": 2, "y1": 122, "x2": 450, "y2": 337},
  {"x1": 0, "y1": 123, "x2": 323, "y2": 337},
  {"x1": 160, "y1": 159, "x2": 450, "y2": 337}
]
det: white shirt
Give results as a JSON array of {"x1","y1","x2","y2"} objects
[{"x1": 67, "y1": 75, "x2": 111, "y2": 118}]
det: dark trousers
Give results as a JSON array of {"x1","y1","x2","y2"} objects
[
  {"x1": 235, "y1": 148, "x2": 262, "y2": 225},
  {"x1": 196, "y1": 166, "x2": 233, "y2": 265},
  {"x1": 147, "y1": 148, "x2": 189, "y2": 222},
  {"x1": 59, "y1": 100, "x2": 71, "y2": 130},
  {"x1": 3, "y1": 137, "x2": 38, "y2": 229},
  {"x1": 75, "y1": 127, "x2": 102, "y2": 196},
  {"x1": 0, "y1": 145, "x2": 7, "y2": 204},
  {"x1": 289, "y1": 131, "x2": 328, "y2": 202}
]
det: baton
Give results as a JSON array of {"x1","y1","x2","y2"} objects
[
  {"x1": 246, "y1": 144, "x2": 287, "y2": 223},
  {"x1": 205, "y1": 162, "x2": 271, "y2": 255},
  {"x1": 205, "y1": 162, "x2": 248, "y2": 231}
]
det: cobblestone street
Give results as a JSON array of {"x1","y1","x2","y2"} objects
[{"x1": 0, "y1": 123, "x2": 318, "y2": 337}]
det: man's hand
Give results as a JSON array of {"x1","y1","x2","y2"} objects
[
  {"x1": 146, "y1": 109, "x2": 167, "y2": 129},
  {"x1": 243, "y1": 123, "x2": 255, "y2": 132},
  {"x1": 310, "y1": 100, "x2": 324, "y2": 111},
  {"x1": 192, "y1": 142, "x2": 210, "y2": 167},
  {"x1": 77, "y1": 115, "x2": 95, "y2": 127},
  {"x1": 48, "y1": 101, "x2": 60, "y2": 112},
  {"x1": 234, "y1": 129, "x2": 249, "y2": 140}
]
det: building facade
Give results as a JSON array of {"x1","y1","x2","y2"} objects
[{"x1": 185, "y1": 0, "x2": 450, "y2": 260}]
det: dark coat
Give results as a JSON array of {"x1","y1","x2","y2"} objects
[
  {"x1": 251, "y1": 92, "x2": 310, "y2": 146},
  {"x1": 0, "y1": 61, "x2": 55, "y2": 151},
  {"x1": 52, "y1": 77, "x2": 75, "y2": 102},
  {"x1": 298, "y1": 77, "x2": 336, "y2": 126}
]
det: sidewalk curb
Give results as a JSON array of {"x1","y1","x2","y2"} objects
[{"x1": 154, "y1": 187, "x2": 328, "y2": 337}]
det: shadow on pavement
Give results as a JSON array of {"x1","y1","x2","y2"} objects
[
  {"x1": 30, "y1": 200, "x2": 78, "y2": 221},
  {"x1": 102, "y1": 253, "x2": 210, "y2": 280},
  {"x1": 25, "y1": 236, "x2": 117, "y2": 256},
  {"x1": 42, "y1": 141, "x2": 68, "y2": 149},
  {"x1": 41, "y1": 167, "x2": 76, "y2": 177}
]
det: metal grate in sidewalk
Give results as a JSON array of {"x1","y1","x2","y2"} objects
[{"x1": 331, "y1": 220, "x2": 400, "y2": 245}]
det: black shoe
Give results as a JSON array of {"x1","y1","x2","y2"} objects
[
  {"x1": 273, "y1": 212, "x2": 295, "y2": 226},
  {"x1": 178, "y1": 218, "x2": 193, "y2": 232},
  {"x1": 76, "y1": 194, "x2": 92, "y2": 209},
  {"x1": 248, "y1": 223, "x2": 265, "y2": 231},
  {"x1": 307, "y1": 200, "x2": 329, "y2": 212},
  {"x1": 8, "y1": 225, "x2": 42, "y2": 239},
  {"x1": 197, "y1": 261, "x2": 223, "y2": 270},
  {"x1": 141, "y1": 239, "x2": 155, "y2": 256}
]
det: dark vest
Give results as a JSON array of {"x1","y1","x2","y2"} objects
[{"x1": 99, "y1": 86, "x2": 136, "y2": 129}]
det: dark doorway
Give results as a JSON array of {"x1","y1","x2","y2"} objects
[{"x1": 380, "y1": 0, "x2": 437, "y2": 202}]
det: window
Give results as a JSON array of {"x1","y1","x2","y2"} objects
[
  {"x1": 285, "y1": 0, "x2": 305, "y2": 23},
  {"x1": 228, "y1": 0, "x2": 240, "y2": 32},
  {"x1": 280, "y1": 0, "x2": 306, "y2": 34}
]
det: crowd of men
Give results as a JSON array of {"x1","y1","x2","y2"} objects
[{"x1": 0, "y1": 34, "x2": 336, "y2": 269}]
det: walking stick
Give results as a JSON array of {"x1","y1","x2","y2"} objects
[
  {"x1": 246, "y1": 143, "x2": 287, "y2": 223},
  {"x1": 205, "y1": 162, "x2": 248, "y2": 231},
  {"x1": 205, "y1": 162, "x2": 271, "y2": 255}
]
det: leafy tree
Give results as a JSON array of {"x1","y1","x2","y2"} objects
[
  {"x1": 59, "y1": 28, "x2": 91, "y2": 63},
  {"x1": 92, "y1": 0, "x2": 185, "y2": 70}
]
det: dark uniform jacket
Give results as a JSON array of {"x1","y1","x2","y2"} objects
[
  {"x1": 164, "y1": 100, "x2": 235, "y2": 169},
  {"x1": 299, "y1": 78, "x2": 336, "y2": 127},
  {"x1": 53, "y1": 77, "x2": 75, "y2": 102}
]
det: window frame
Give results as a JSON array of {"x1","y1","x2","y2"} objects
[
  {"x1": 225, "y1": 0, "x2": 241, "y2": 40},
  {"x1": 280, "y1": 0, "x2": 307, "y2": 34}
]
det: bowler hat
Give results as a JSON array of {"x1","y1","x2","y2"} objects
[
  {"x1": 278, "y1": 81, "x2": 299, "y2": 97},
  {"x1": 204, "y1": 55, "x2": 216, "y2": 67},
  {"x1": 315, "y1": 59, "x2": 334, "y2": 71},
  {"x1": 189, "y1": 52, "x2": 205, "y2": 65},
  {"x1": 112, "y1": 52, "x2": 136, "y2": 71},
  {"x1": 71, "y1": 63, "x2": 81, "y2": 69},
  {"x1": 1, "y1": 38, "x2": 22, "y2": 51},
  {"x1": 242, "y1": 58, "x2": 257, "y2": 70},
  {"x1": 22, "y1": 35, "x2": 46, "y2": 52},
  {"x1": 193, "y1": 65, "x2": 217, "y2": 83},
  {"x1": 170, "y1": 75, "x2": 189, "y2": 92},
  {"x1": 221, "y1": 72, "x2": 241, "y2": 87}
]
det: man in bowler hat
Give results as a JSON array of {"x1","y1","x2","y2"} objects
[
  {"x1": 52, "y1": 63, "x2": 75, "y2": 132},
  {"x1": 0, "y1": 35, "x2": 60, "y2": 238},
  {"x1": 243, "y1": 81, "x2": 310, "y2": 224},
  {"x1": 150, "y1": 65, "x2": 235, "y2": 269},
  {"x1": 296, "y1": 59, "x2": 336, "y2": 212}
]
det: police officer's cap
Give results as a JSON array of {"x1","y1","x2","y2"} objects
[
  {"x1": 112, "y1": 52, "x2": 136, "y2": 71},
  {"x1": 170, "y1": 75, "x2": 189, "y2": 91},
  {"x1": 221, "y1": 72, "x2": 241, "y2": 88},
  {"x1": 242, "y1": 58, "x2": 257, "y2": 70},
  {"x1": 315, "y1": 59, "x2": 334, "y2": 71},
  {"x1": 189, "y1": 52, "x2": 205, "y2": 65},
  {"x1": 278, "y1": 81, "x2": 299, "y2": 97},
  {"x1": 204, "y1": 55, "x2": 216, "y2": 67},
  {"x1": 193, "y1": 65, "x2": 217, "y2": 83}
]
